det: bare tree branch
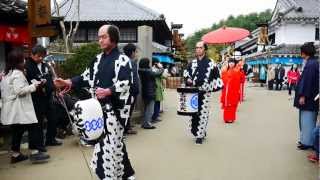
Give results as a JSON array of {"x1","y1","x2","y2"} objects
[{"x1": 52, "y1": 0, "x2": 79, "y2": 53}]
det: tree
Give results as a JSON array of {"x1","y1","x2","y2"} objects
[
  {"x1": 52, "y1": 0, "x2": 80, "y2": 53},
  {"x1": 185, "y1": 9, "x2": 273, "y2": 61},
  {"x1": 60, "y1": 43, "x2": 100, "y2": 77}
]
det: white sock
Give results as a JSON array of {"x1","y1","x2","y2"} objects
[
  {"x1": 30, "y1": 150, "x2": 39, "y2": 155},
  {"x1": 12, "y1": 152, "x2": 20, "y2": 157}
]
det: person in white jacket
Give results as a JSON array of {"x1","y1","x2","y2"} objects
[{"x1": 0, "y1": 48, "x2": 50, "y2": 164}]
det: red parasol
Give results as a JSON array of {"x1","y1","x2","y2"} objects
[{"x1": 202, "y1": 26, "x2": 250, "y2": 44}]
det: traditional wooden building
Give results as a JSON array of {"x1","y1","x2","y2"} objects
[
  {"x1": 0, "y1": 0, "x2": 29, "y2": 70},
  {"x1": 53, "y1": 0, "x2": 172, "y2": 55},
  {"x1": 235, "y1": 0, "x2": 319, "y2": 67}
]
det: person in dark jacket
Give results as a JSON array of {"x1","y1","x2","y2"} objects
[
  {"x1": 294, "y1": 42, "x2": 319, "y2": 150},
  {"x1": 123, "y1": 43, "x2": 139, "y2": 135},
  {"x1": 25, "y1": 45, "x2": 62, "y2": 152},
  {"x1": 139, "y1": 58, "x2": 163, "y2": 129},
  {"x1": 275, "y1": 64, "x2": 285, "y2": 90}
]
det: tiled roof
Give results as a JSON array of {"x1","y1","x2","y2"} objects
[
  {"x1": 272, "y1": 0, "x2": 320, "y2": 20},
  {"x1": 0, "y1": 0, "x2": 26, "y2": 14},
  {"x1": 53, "y1": 0, "x2": 165, "y2": 22},
  {"x1": 271, "y1": 44, "x2": 320, "y2": 55}
]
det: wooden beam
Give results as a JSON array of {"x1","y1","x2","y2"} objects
[{"x1": 31, "y1": 26, "x2": 57, "y2": 37}]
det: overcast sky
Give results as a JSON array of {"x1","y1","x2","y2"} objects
[
  {"x1": 134, "y1": 0, "x2": 277, "y2": 37},
  {"x1": 45, "y1": 0, "x2": 278, "y2": 37}
]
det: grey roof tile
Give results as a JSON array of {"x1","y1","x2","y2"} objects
[
  {"x1": 0, "y1": 0, "x2": 26, "y2": 14},
  {"x1": 275, "y1": 0, "x2": 320, "y2": 19},
  {"x1": 52, "y1": 0, "x2": 164, "y2": 22}
]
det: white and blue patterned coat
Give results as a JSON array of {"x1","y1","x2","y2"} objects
[{"x1": 71, "y1": 48, "x2": 133, "y2": 180}]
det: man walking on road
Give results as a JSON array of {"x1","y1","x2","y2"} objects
[
  {"x1": 54, "y1": 25, "x2": 136, "y2": 180},
  {"x1": 183, "y1": 41, "x2": 222, "y2": 144}
]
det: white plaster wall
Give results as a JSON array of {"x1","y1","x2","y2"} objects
[{"x1": 275, "y1": 23, "x2": 316, "y2": 44}]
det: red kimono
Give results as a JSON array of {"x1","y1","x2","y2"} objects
[
  {"x1": 220, "y1": 68, "x2": 241, "y2": 123},
  {"x1": 239, "y1": 70, "x2": 246, "y2": 103}
]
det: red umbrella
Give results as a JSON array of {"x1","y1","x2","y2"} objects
[{"x1": 202, "y1": 26, "x2": 250, "y2": 44}]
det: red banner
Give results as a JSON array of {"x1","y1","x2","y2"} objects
[{"x1": 0, "y1": 25, "x2": 30, "y2": 44}]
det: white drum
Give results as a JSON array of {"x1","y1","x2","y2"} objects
[
  {"x1": 72, "y1": 98, "x2": 104, "y2": 141},
  {"x1": 177, "y1": 87, "x2": 199, "y2": 116}
]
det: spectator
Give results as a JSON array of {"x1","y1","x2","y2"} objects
[
  {"x1": 0, "y1": 48, "x2": 50, "y2": 164},
  {"x1": 25, "y1": 45, "x2": 62, "y2": 152},
  {"x1": 259, "y1": 65, "x2": 267, "y2": 87},
  {"x1": 151, "y1": 58, "x2": 164, "y2": 123},
  {"x1": 294, "y1": 42, "x2": 319, "y2": 150},
  {"x1": 139, "y1": 58, "x2": 163, "y2": 129},
  {"x1": 275, "y1": 64, "x2": 285, "y2": 90},
  {"x1": 123, "y1": 43, "x2": 139, "y2": 135},
  {"x1": 267, "y1": 65, "x2": 275, "y2": 90},
  {"x1": 287, "y1": 65, "x2": 300, "y2": 99},
  {"x1": 307, "y1": 125, "x2": 319, "y2": 163}
]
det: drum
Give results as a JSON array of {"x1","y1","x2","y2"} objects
[
  {"x1": 71, "y1": 98, "x2": 104, "y2": 141},
  {"x1": 177, "y1": 87, "x2": 199, "y2": 116}
]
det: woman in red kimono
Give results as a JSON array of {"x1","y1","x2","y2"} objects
[
  {"x1": 237, "y1": 60, "x2": 246, "y2": 103},
  {"x1": 220, "y1": 59, "x2": 241, "y2": 123}
]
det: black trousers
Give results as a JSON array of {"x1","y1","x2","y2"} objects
[
  {"x1": 268, "y1": 80, "x2": 274, "y2": 90},
  {"x1": 33, "y1": 98, "x2": 58, "y2": 148},
  {"x1": 11, "y1": 124, "x2": 38, "y2": 152},
  {"x1": 288, "y1": 83, "x2": 296, "y2": 95},
  {"x1": 191, "y1": 92, "x2": 207, "y2": 138},
  {"x1": 275, "y1": 79, "x2": 283, "y2": 90}
]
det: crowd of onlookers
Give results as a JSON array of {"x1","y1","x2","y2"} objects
[
  {"x1": 0, "y1": 45, "x2": 63, "y2": 164},
  {"x1": 254, "y1": 42, "x2": 319, "y2": 164},
  {"x1": 227, "y1": 42, "x2": 319, "y2": 165},
  {"x1": 0, "y1": 42, "x2": 318, "y2": 168},
  {"x1": 0, "y1": 43, "x2": 174, "y2": 164}
]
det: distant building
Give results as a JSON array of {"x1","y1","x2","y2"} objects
[
  {"x1": 235, "y1": 0, "x2": 319, "y2": 67},
  {"x1": 53, "y1": 0, "x2": 172, "y2": 57}
]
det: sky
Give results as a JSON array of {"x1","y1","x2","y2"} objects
[
  {"x1": 134, "y1": 0, "x2": 278, "y2": 37},
  {"x1": 33, "y1": 0, "x2": 278, "y2": 37}
]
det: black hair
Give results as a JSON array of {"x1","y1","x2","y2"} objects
[
  {"x1": 5, "y1": 48, "x2": 25, "y2": 75},
  {"x1": 31, "y1": 45, "x2": 46, "y2": 56},
  {"x1": 123, "y1": 43, "x2": 136, "y2": 58},
  {"x1": 139, "y1": 57, "x2": 150, "y2": 69},
  {"x1": 300, "y1": 42, "x2": 316, "y2": 57},
  {"x1": 107, "y1": 25, "x2": 120, "y2": 44},
  {"x1": 195, "y1": 41, "x2": 208, "y2": 51},
  {"x1": 227, "y1": 58, "x2": 237, "y2": 70},
  {"x1": 204, "y1": 43, "x2": 208, "y2": 51},
  {"x1": 152, "y1": 57, "x2": 160, "y2": 66}
]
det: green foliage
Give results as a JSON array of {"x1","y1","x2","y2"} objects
[
  {"x1": 60, "y1": 43, "x2": 101, "y2": 78},
  {"x1": 185, "y1": 9, "x2": 273, "y2": 59},
  {"x1": 207, "y1": 46, "x2": 225, "y2": 62}
]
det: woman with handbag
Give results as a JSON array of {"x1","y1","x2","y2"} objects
[{"x1": 0, "y1": 48, "x2": 50, "y2": 164}]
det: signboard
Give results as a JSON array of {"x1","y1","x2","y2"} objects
[
  {"x1": 27, "y1": 0, "x2": 57, "y2": 38},
  {"x1": 31, "y1": 26, "x2": 57, "y2": 37},
  {"x1": 33, "y1": 0, "x2": 51, "y2": 25}
]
